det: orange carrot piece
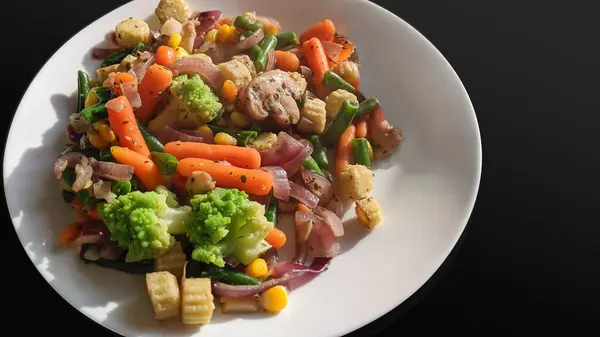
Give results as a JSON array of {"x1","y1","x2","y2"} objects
[
  {"x1": 302, "y1": 37, "x2": 330, "y2": 95},
  {"x1": 355, "y1": 119, "x2": 368, "y2": 138},
  {"x1": 275, "y1": 50, "x2": 300, "y2": 72},
  {"x1": 107, "y1": 96, "x2": 151, "y2": 157},
  {"x1": 335, "y1": 124, "x2": 356, "y2": 174},
  {"x1": 109, "y1": 72, "x2": 138, "y2": 97},
  {"x1": 265, "y1": 227, "x2": 287, "y2": 249},
  {"x1": 136, "y1": 64, "x2": 174, "y2": 125},
  {"x1": 222, "y1": 80, "x2": 238, "y2": 103},
  {"x1": 299, "y1": 19, "x2": 336, "y2": 44},
  {"x1": 111, "y1": 146, "x2": 165, "y2": 191},
  {"x1": 164, "y1": 141, "x2": 261, "y2": 169},
  {"x1": 155, "y1": 45, "x2": 176, "y2": 66},
  {"x1": 59, "y1": 222, "x2": 84, "y2": 244},
  {"x1": 332, "y1": 35, "x2": 356, "y2": 62},
  {"x1": 176, "y1": 158, "x2": 272, "y2": 196},
  {"x1": 297, "y1": 203, "x2": 311, "y2": 213}
]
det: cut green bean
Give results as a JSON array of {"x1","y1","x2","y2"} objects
[
  {"x1": 80, "y1": 103, "x2": 107, "y2": 123},
  {"x1": 151, "y1": 152, "x2": 178, "y2": 176},
  {"x1": 308, "y1": 135, "x2": 329, "y2": 170},
  {"x1": 276, "y1": 32, "x2": 299, "y2": 49},
  {"x1": 254, "y1": 34, "x2": 277, "y2": 72},
  {"x1": 322, "y1": 70, "x2": 356, "y2": 93},
  {"x1": 265, "y1": 197, "x2": 278, "y2": 227},
  {"x1": 137, "y1": 121, "x2": 164, "y2": 152},
  {"x1": 351, "y1": 138, "x2": 371, "y2": 168},
  {"x1": 100, "y1": 42, "x2": 144, "y2": 67},
  {"x1": 90, "y1": 87, "x2": 113, "y2": 103},
  {"x1": 354, "y1": 98, "x2": 381, "y2": 118},
  {"x1": 320, "y1": 99, "x2": 360, "y2": 147},
  {"x1": 303, "y1": 157, "x2": 325, "y2": 176},
  {"x1": 233, "y1": 15, "x2": 264, "y2": 32},
  {"x1": 77, "y1": 71, "x2": 91, "y2": 112},
  {"x1": 204, "y1": 267, "x2": 261, "y2": 285},
  {"x1": 111, "y1": 181, "x2": 132, "y2": 196}
]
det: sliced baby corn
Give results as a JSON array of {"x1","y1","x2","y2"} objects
[
  {"x1": 146, "y1": 271, "x2": 181, "y2": 320},
  {"x1": 181, "y1": 276, "x2": 215, "y2": 324},
  {"x1": 154, "y1": 241, "x2": 187, "y2": 280}
]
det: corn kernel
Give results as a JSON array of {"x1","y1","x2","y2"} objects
[
  {"x1": 205, "y1": 29, "x2": 218, "y2": 42},
  {"x1": 214, "y1": 132, "x2": 237, "y2": 146},
  {"x1": 94, "y1": 121, "x2": 117, "y2": 145},
  {"x1": 218, "y1": 24, "x2": 236, "y2": 43},
  {"x1": 88, "y1": 130, "x2": 109, "y2": 149},
  {"x1": 245, "y1": 258, "x2": 268, "y2": 278},
  {"x1": 264, "y1": 24, "x2": 279, "y2": 36},
  {"x1": 197, "y1": 125, "x2": 214, "y2": 143},
  {"x1": 168, "y1": 33, "x2": 182, "y2": 49},
  {"x1": 260, "y1": 285, "x2": 288, "y2": 313},
  {"x1": 175, "y1": 46, "x2": 189, "y2": 59},
  {"x1": 84, "y1": 91, "x2": 99, "y2": 108},
  {"x1": 230, "y1": 111, "x2": 250, "y2": 128}
]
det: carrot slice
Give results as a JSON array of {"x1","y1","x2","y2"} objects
[
  {"x1": 111, "y1": 146, "x2": 165, "y2": 191},
  {"x1": 335, "y1": 124, "x2": 356, "y2": 175},
  {"x1": 164, "y1": 141, "x2": 261, "y2": 169},
  {"x1": 302, "y1": 37, "x2": 330, "y2": 96},
  {"x1": 299, "y1": 19, "x2": 336, "y2": 44},
  {"x1": 136, "y1": 64, "x2": 173, "y2": 125}
]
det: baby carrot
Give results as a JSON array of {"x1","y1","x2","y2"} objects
[
  {"x1": 111, "y1": 146, "x2": 165, "y2": 191},
  {"x1": 265, "y1": 227, "x2": 287, "y2": 249},
  {"x1": 155, "y1": 45, "x2": 176, "y2": 66},
  {"x1": 164, "y1": 141, "x2": 261, "y2": 169},
  {"x1": 58, "y1": 222, "x2": 84, "y2": 244},
  {"x1": 107, "y1": 96, "x2": 151, "y2": 158},
  {"x1": 109, "y1": 72, "x2": 138, "y2": 97},
  {"x1": 176, "y1": 158, "x2": 272, "y2": 196},
  {"x1": 136, "y1": 64, "x2": 173, "y2": 125},
  {"x1": 275, "y1": 50, "x2": 300, "y2": 72},
  {"x1": 299, "y1": 19, "x2": 336, "y2": 44},
  {"x1": 335, "y1": 124, "x2": 356, "y2": 175},
  {"x1": 302, "y1": 37, "x2": 330, "y2": 95},
  {"x1": 332, "y1": 35, "x2": 356, "y2": 62},
  {"x1": 355, "y1": 119, "x2": 368, "y2": 138}
]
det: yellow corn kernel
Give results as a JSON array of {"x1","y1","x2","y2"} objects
[
  {"x1": 197, "y1": 125, "x2": 214, "y2": 143},
  {"x1": 84, "y1": 91, "x2": 99, "y2": 108},
  {"x1": 264, "y1": 23, "x2": 279, "y2": 36},
  {"x1": 230, "y1": 110, "x2": 250, "y2": 128},
  {"x1": 218, "y1": 24, "x2": 236, "y2": 43},
  {"x1": 175, "y1": 46, "x2": 189, "y2": 59},
  {"x1": 168, "y1": 33, "x2": 182, "y2": 49},
  {"x1": 245, "y1": 258, "x2": 268, "y2": 278},
  {"x1": 260, "y1": 285, "x2": 288, "y2": 313},
  {"x1": 94, "y1": 121, "x2": 117, "y2": 145},
  {"x1": 214, "y1": 132, "x2": 237, "y2": 146},
  {"x1": 205, "y1": 29, "x2": 218, "y2": 42},
  {"x1": 88, "y1": 130, "x2": 109, "y2": 149}
]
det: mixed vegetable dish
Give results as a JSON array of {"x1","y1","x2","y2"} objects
[{"x1": 54, "y1": 0, "x2": 403, "y2": 324}]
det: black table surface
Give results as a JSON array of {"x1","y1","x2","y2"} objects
[{"x1": 1, "y1": 0, "x2": 597, "y2": 335}]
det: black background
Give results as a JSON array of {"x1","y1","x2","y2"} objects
[{"x1": 1, "y1": 0, "x2": 598, "y2": 336}]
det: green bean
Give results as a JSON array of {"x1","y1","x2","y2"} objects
[
  {"x1": 355, "y1": 98, "x2": 381, "y2": 118},
  {"x1": 308, "y1": 135, "x2": 329, "y2": 170},
  {"x1": 241, "y1": 29, "x2": 255, "y2": 38},
  {"x1": 250, "y1": 45, "x2": 262, "y2": 60},
  {"x1": 254, "y1": 34, "x2": 278, "y2": 72},
  {"x1": 303, "y1": 157, "x2": 325, "y2": 176},
  {"x1": 111, "y1": 181, "x2": 132, "y2": 196},
  {"x1": 151, "y1": 152, "x2": 178, "y2": 176},
  {"x1": 276, "y1": 32, "x2": 299, "y2": 50},
  {"x1": 90, "y1": 87, "x2": 113, "y2": 103},
  {"x1": 137, "y1": 121, "x2": 164, "y2": 152},
  {"x1": 131, "y1": 42, "x2": 144, "y2": 55},
  {"x1": 77, "y1": 71, "x2": 91, "y2": 112},
  {"x1": 204, "y1": 267, "x2": 261, "y2": 285},
  {"x1": 98, "y1": 149, "x2": 114, "y2": 161},
  {"x1": 322, "y1": 70, "x2": 356, "y2": 93},
  {"x1": 233, "y1": 15, "x2": 264, "y2": 32},
  {"x1": 265, "y1": 197, "x2": 278, "y2": 227},
  {"x1": 80, "y1": 103, "x2": 107, "y2": 123},
  {"x1": 320, "y1": 99, "x2": 360, "y2": 147},
  {"x1": 207, "y1": 125, "x2": 258, "y2": 147},
  {"x1": 351, "y1": 138, "x2": 371, "y2": 168},
  {"x1": 100, "y1": 42, "x2": 144, "y2": 67}
]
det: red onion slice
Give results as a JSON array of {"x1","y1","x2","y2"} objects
[
  {"x1": 309, "y1": 218, "x2": 341, "y2": 258},
  {"x1": 269, "y1": 257, "x2": 330, "y2": 278},
  {"x1": 91, "y1": 161, "x2": 134, "y2": 181},
  {"x1": 313, "y1": 206, "x2": 344, "y2": 237},
  {"x1": 235, "y1": 29, "x2": 264, "y2": 51},
  {"x1": 321, "y1": 41, "x2": 344, "y2": 62},
  {"x1": 72, "y1": 164, "x2": 94, "y2": 192},
  {"x1": 193, "y1": 35, "x2": 205, "y2": 51},
  {"x1": 212, "y1": 258, "x2": 330, "y2": 298},
  {"x1": 260, "y1": 166, "x2": 290, "y2": 201},
  {"x1": 120, "y1": 82, "x2": 142, "y2": 109},
  {"x1": 105, "y1": 97, "x2": 125, "y2": 113},
  {"x1": 302, "y1": 170, "x2": 333, "y2": 206},
  {"x1": 54, "y1": 152, "x2": 89, "y2": 179},
  {"x1": 157, "y1": 125, "x2": 204, "y2": 144},
  {"x1": 259, "y1": 132, "x2": 304, "y2": 166},
  {"x1": 294, "y1": 211, "x2": 315, "y2": 243},
  {"x1": 128, "y1": 53, "x2": 155, "y2": 83},
  {"x1": 265, "y1": 48, "x2": 276, "y2": 71},
  {"x1": 92, "y1": 47, "x2": 124, "y2": 59},
  {"x1": 289, "y1": 181, "x2": 319, "y2": 208},
  {"x1": 166, "y1": 57, "x2": 223, "y2": 90},
  {"x1": 279, "y1": 139, "x2": 313, "y2": 177},
  {"x1": 192, "y1": 9, "x2": 223, "y2": 34}
]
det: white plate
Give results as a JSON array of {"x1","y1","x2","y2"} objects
[{"x1": 3, "y1": 0, "x2": 481, "y2": 336}]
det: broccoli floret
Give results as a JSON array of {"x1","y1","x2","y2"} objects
[
  {"x1": 99, "y1": 186, "x2": 192, "y2": 262},
  {"x1": 186, "y1": 188, "x2": 274, "y2": 267},
  {"x1": 169, "y1": 74, "x2": 222, "y2": 124}
]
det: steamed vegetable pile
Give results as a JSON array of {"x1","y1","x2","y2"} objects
[{"x1": 55, "y1": 0, "x2": 402, "y2": 325}]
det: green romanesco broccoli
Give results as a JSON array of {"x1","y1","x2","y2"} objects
[
  {"x1": 169, "y1": 74, "x2": 222, "y2": 124},
  {"x1": 99, "y1": 186, "x2": 192, "y2": 262},
  {"x1": 186, "y1": 188, "x2": 274, "y2": 267}
]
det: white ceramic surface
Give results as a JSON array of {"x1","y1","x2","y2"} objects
[{"x1": 3, "y1": 0, "x2": 481, "y2": 336}]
